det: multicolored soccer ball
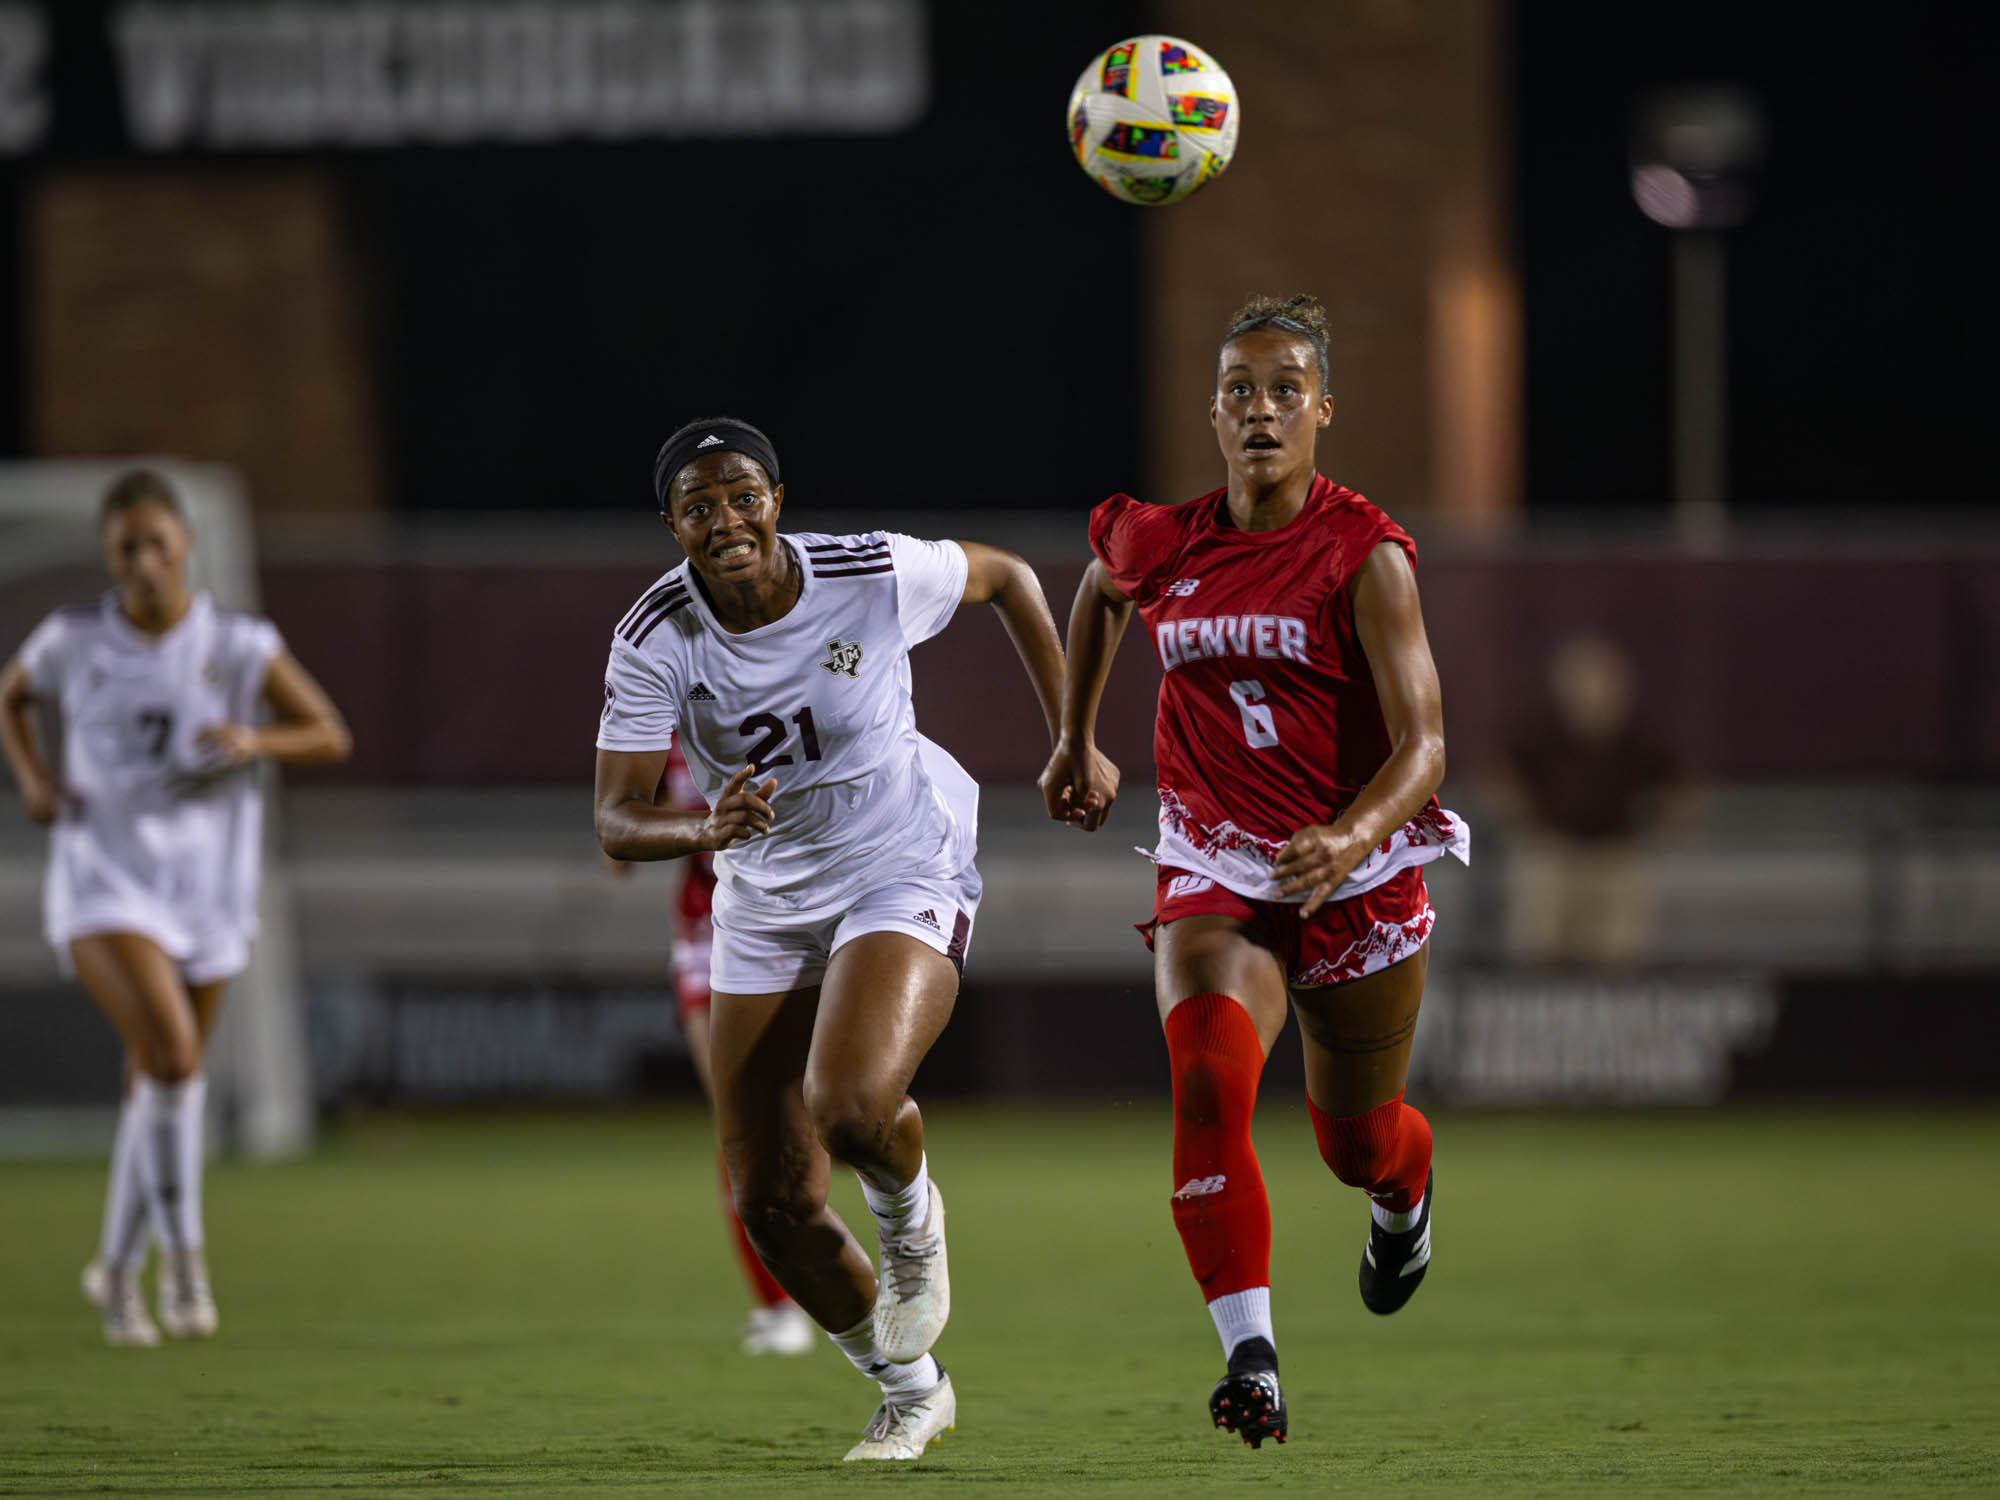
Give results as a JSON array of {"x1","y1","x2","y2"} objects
[{"x1": 1067, "y1": 35, "x2": 1239, "y2": 206}]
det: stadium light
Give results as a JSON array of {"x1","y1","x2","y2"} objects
[{"x1": 1630, "y1": 86, "x2": 1765, "y2": 540}]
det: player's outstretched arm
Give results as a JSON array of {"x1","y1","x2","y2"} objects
[
  {"x1": 595, "y1": 753, "x2": 775, "y2": 862},
  {"x1": 198, "y1": 651, "x2": 353, "y2": 768},
  {"x1": 1273, "y1": 542, "x2": 1447, "y2": 915},
  {"x1": 1038, "y1": 559, "x2": 1130, "y2": 832},
  {"x1": 0, "y1": 654, "x2": 64, "y2": 825},
  {"x1": 957, "y1": 541, "x2": 1068, "y2": 744}
]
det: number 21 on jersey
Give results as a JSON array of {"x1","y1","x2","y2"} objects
[
  {"x1": 739, "y1": 707, "x2": 824, "y2": 774},
  {"x1": 1228, "y1": 680, "x2": 1279, "y2": 749}
]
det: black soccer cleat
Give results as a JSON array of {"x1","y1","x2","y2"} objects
[
  {"x1": 1208, "y1": 1336, "x2": 1288, "y2": 1448},
  {"x1": 1358, "y1": 1166, "x2": 1433, "y2": 1316}
]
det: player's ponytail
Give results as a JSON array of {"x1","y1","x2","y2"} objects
[{"x1": 1220, "y1": 293, "x2": 1332, "y2": 395}]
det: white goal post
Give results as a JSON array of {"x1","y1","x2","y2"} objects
[{"x1": 0, "y1": 460, "x2": 314, "y2": 1159}]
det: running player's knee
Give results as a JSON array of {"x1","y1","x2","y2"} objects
[
  {"x1": 138, "y1": 1029, "x2": 201, "y2": 1084},
  {"x1": 806, "y1": 1089, "x2": 896, "y2": 1170}
]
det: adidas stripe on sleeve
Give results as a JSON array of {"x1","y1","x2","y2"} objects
[{"x1": 598, "y1": 635, "x2": 682, "y2": 752}]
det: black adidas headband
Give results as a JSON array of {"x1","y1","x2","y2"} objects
[{"x1": 652, "y1": 421, "x2": 782, "y2": 510}]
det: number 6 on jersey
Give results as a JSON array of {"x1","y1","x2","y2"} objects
[{"x1": 1228, "y1": 679, "x2": 1279, "y2": 748}]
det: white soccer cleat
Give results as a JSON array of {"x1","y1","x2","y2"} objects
[
  {"x1": 872, "y1": 1180, "x2": 949, "y2": 1364},
  {"x1": 740, "y1": 1301, "x2": 816, "y2": 1357},
  {"x1": 82, "y1": 1260, "x2": 160, "y2": 1348},
  {"x1": 843, "y1": 1370, "x2": 956, "y2": 1462},
  {"x1": 157, "y1": 1249, "x2": 219, "y2": 1339}
]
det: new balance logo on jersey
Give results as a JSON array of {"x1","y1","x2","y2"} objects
[
  {"x1": 821, "y1": 638, "x2": 864, "y2": 677},
  {"x1": 912, "y1": 908, "x2": 941, "y2": 930},
  {"x1": 686, "y1": 682, "x2": 717, "y2": 702},
  {"x1": 1166, "y1": 577, "x2": 1201, "y2": 597},
  {"x1": 1156, "y1": 615, "x2": 1309, "y2": 673},
  {"x1": 1166, "y1": 873, "x2": 1215, "y2": 900},
  {"x1": 1173, "y1": 1174, "x2": 1227, "y2": 1200},
  {"x1": 695, "y1": 434, "x2": 724, "y2": 449}
]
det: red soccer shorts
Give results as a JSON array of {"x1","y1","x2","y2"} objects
[{"x1": 1141, "y1": 864, "x2": 1434, "y2": 986}]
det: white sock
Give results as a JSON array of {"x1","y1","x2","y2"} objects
[
  {"x1": 859, "y1": 1153, "x2": 930, "y2": 1243},
  {"x1": 828, "y1": 1311, "x2": 942, "y2": 1399},
  {"x1": 96, "y1": 1092, "x2": 151, "y2": 1271},
  {"x1": 131, "y1": 1074, "x2": 206, "y2": 1256},
  {"x1": 1207, "y1": 1286, "x2": 1274, "y2": 1361},
  {"x1": 1372, "y1": 1190, "x2": 1424, "y2": 1233}
]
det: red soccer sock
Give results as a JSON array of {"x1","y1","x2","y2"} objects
[
  {"x1": 717, "y1": 1151, "x2": 791, "y2": 1309},
  {"x1": 1164, "y1": 993, "x2": 1272, "y2": 1302},
  {"x1": 1307, "y1": 1092, "x2": 1433, "y2": 1213}
]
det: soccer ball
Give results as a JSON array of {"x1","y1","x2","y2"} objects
[{"x1": 1066, "y1": 35, "x2": 1240, "y2": 207}]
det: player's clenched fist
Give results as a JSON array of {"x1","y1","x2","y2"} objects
[
  {"x1": 1271, "y1": 822, "x2": 1367, "y2": 919},
  {"x1": 699, "y1": 763, "x2": 778, "y2": 850},
  {"x1": 1038, "y1": 736, "x2": 1121, "y2": 832}
]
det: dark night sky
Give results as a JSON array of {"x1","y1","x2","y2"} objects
[
  {"x1": 3, "y1": 3, "x2": 1993, "y2": 513},
  {"x1": 1513, "y1": 0, "x2": 1998, "y2": 508}
]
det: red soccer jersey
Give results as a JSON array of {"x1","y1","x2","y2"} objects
[
  {"x1": 661, "y1": 742, "x2": 716, "y2": 920},
  {"x1": 1090, "y1": 474, "x2": 1465, "y2": 904}
]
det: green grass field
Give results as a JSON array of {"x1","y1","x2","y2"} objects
[{"x1": 2, "y1": 1105, "x2": 1997, "y2": 1497}]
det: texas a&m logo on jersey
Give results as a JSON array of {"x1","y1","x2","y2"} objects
[{"x1": 820, "y1": 638, "x2": 864, "y2": 677}]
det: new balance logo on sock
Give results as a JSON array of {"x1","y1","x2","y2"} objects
[
  {"x1": 912, "y1": 909, "x2": 941, "y2": 930},
  {"x1": 1173, "y1": 1174, "x2": 1227, "y2": 1200},
  {"x1": 687, "y1": 682, "x2": 717, "y2": 701},
  {"x1": 696, "y1": 434, "x2": 725, "y2": 449}
]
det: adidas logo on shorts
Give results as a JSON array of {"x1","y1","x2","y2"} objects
[
  {"x1": 912, "y1": 908, "x2": 941, "y2": 930},
  {"x1": 1173, "y1": 1174, "x2": 1227, "y2": 1200},
  {"x1": 686, "y1": 682, "x2": 717, "y2": 701}
]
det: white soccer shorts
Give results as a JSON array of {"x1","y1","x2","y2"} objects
[{"x1": 708, "y1": 861, "x2": 982, "y2": 996}]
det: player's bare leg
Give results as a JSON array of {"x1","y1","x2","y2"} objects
[
  {"x1": 711, "y1": 982, "x2": 875, "y2": 1327},
  {"x1": 1292, "y1": 945, "x2": 1435, "y2": 1315},
  {"x1": 91, "y1": 972, "x2": 229, "y2": 1333},
  {"x1": 810, "y1": 932, "x2": 958, "y2": 1367},
  {"x1": 1154, "y1": 915, "x2": 1291, "y2": 1447},
  {"x1": 682, "y1": 1005, "x2": 811, "y2": 1356},
  {"x1": 712, "y1": 972, "x2": 951, "y2": 1460},
  {"x1": 70, "y1": 934, "x2": 208, "y2": 1345}
]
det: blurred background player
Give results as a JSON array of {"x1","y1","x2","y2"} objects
[
  {"x1": 1495, "y1": 633, "x2": 1694, "y2": 967},
  {"x1": 593, "y1": 417, "x2": 1068, "y2": 1461},
  {"x1": 605, "y1": 741, "x2": 815, "y2": 1357},
  {"x1": 0, "y1": 470, "x2": 351, "y2": 1345},
  {"x1": 1041, "y1": 295, "x2": 1467, "y2": 1448}
]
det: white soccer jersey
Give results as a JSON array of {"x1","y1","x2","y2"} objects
[
  {"x1": 18, "y1": 592, "x2": 283, "y2": 973},
  {"x1": 596, "y1": 531, "x2": 975, "y2": 923}
]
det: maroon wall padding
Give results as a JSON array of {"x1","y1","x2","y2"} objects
[{"x1": 260, "y1": 550, "x2": 2000, "y2": 787}]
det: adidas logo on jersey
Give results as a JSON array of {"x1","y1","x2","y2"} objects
[
  {"x1": 912, "y1": 908, "x2": 941, "y2": 930},
  {"x1": 1166, "y1": 577, "x2": 1201, "y2": 597},
  {"x1": 1173, "y1": 1174, "x2": 1227, "y2": 1200},
  {"x1": 695, "y1": 434, "x2": 724, "y2": 449},
  {"x1": 686, "y1": 682, "x2": 718, "y2": 701}
]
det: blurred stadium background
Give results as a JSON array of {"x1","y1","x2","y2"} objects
[{"x1": 2, "y1": 2, "x2": 1996, "y2": 1493}]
